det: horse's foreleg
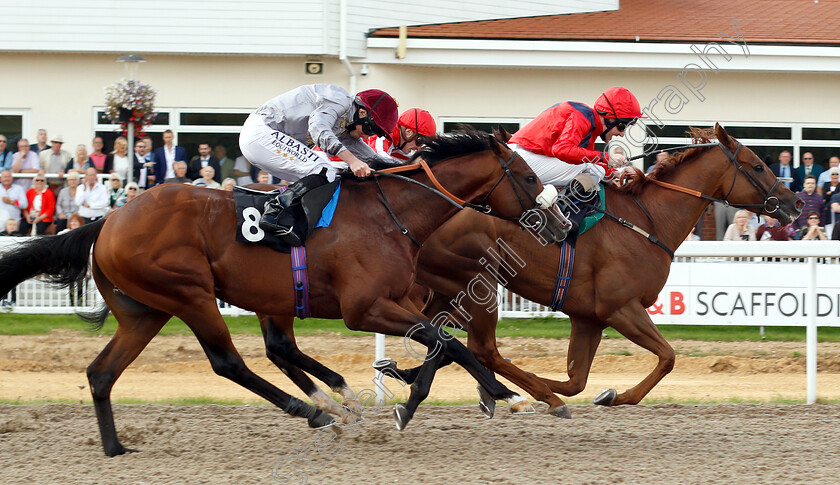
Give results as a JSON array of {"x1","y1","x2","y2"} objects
[
  {"x1": 181, "y1": 304, "x2": 335, "y2": 429},
  {"x1": 344, "y1": 297, "x2": 519, "y2": 430},
  {"x1": 538, "y1": 317, "x2": 604, "y2": 397},
  {"x1": 259, "y1": 315, "x2": 360, "y2": 422},
  {"x1": 596, "y1": 301, "x2": 675, "y2": 406}
]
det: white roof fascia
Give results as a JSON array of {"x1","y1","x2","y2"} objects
[{"x1": 365, "y1": 38, "x2": 840, "y2": 72}]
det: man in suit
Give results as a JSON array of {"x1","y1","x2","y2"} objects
[
  {"x1": 152, "y1": 129, "x2": 188, "y2": 187},
  {"x1": 795, "y1": 152, "x2": 823, "y2": 192},
  {"x1": 769, "y1": 149, "x2": 800, "y2": 191},
  {"x1": 187, "y1": 142, "x2": 221, "y2": 182}
]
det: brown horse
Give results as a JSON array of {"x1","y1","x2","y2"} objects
[
  {"x1": 0, "y1": 131, "x2": 558, "y2": 456},
  {"x1": 251, "y1": 124, "x2": 803, "y2": 418}
]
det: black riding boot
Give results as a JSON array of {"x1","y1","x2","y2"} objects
[
  {"x1": 559, "y1": 173, "x2": 600, "y2": 233},
  {"x1": 259, "y1": 170, "x2": 329, "y2": 245}
]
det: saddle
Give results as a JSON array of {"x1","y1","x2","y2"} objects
[{"x1": 233, "y1": 181, "x2": 340, "y2": 253}]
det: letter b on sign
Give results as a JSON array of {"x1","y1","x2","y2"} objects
[{"x1": 670, "y1": 292, "x2": 685, "y2": 315}]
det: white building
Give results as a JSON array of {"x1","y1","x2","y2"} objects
[{"x1": 1, "y1": 0, "x2": 839, "y2": 171}]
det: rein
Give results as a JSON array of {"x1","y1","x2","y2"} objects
[{"x1": 371, "y1": 148, "x2": 540, "y2": 245}]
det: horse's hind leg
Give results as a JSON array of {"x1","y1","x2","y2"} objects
[
  {"x1": 595, "y1": 301, "x2": 675, "y2": 406},
  {"x1": 87, "y1": 270, "x2": 171, "y2": 456},
  {"x1": 180, "y1": 303, "x2": 334, "y2": 428},
  {"x1": 259, "y1": 315, "x2": 360, "y2": 422}
]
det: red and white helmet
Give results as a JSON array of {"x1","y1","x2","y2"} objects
[
  {"x1": 354, "y1": 89, "x2": 399, "y2": 140},
  {"x1": 593, "y1": 87, "x2": 644, "y2": 120}
]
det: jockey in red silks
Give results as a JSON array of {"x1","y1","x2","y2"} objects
[
  {"x1": 507, "y1": 87, "x2": 644, "y2": 231},
  {"x1": 508, "y1": 86, "x2": 644, "y2": 191},
  {"x1": 367, "y1": 108, "x2": 437, "y2": 160}
]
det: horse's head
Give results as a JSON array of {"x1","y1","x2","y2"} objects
[
  {"x1": 483, "y1": 134, "x2": 562, "y2": 219},
  {"x1": 709, "y1": 124, "x2": 803, "y2": 224}
]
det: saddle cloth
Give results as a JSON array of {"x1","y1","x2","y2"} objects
[{"x1": 233, "y1": 181, "x2": 340, "y2": 253}]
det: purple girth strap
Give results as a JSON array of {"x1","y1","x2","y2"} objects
[{"x1": 290, "y1": 245, "x2": 310, "y2": 319}]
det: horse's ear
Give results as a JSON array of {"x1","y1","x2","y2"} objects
[
  {"x1": 497, "y1": 126, "x2": 512, "y2": 143},
  {"x1": 714, "y1": 123, "x2": 735, "y2": 149},
  {"x1": 488, "y1": 134, "x2": 504, "y2": 155}
]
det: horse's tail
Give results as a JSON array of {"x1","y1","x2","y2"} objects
[{"x1": 0, "y1": 218, "x2": 106, "y2": 296}]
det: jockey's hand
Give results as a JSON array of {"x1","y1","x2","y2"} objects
[
  {"x1": 348, "y1": 158, "x2": 372, "y2": 178},
  {"x1": 608, "y1": 152, "x2": 627, "y2": 168}
]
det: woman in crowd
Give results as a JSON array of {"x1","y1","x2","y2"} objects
[
  {"x1": 799, "y1": 211, "x2": 828, "y2": 240},
  {"x1": 66, "y1": 144, "x2": 90, "y2": 175},
  {"x1": 107, "y1": 174, "x2": 124, "y2": 208},
  {"x1": 723, "y1": 209, "x2": 757, "y2": 241},
  {"x1": 116, "y1": 182, "x2": 140, "y2": 208},
  {"x1": 20, "y1": 174, "x2": 55, "y2": 235},
  {"x1": 54, "y1": 171, "x2": 81, "y2": 233},
  {"x1": 221, "y1": 177, "x2": 236, "y2": 191},
  {"x1": 105, "y1": 136, "x2": 129, "y2": 181}
]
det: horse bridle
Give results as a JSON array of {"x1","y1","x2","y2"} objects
[{"x1": 648, "y1": 141, "x2": 782, "y2": 214}]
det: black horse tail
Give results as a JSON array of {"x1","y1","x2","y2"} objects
[{"x1": 0, "y1": 218, "x2": 107, "y2": 295}]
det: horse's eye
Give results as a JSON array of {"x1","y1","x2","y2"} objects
[
  {"x1": 754, "y1": 165, "x2": 764, "y2": 172},
  {"x1": 526, "y1": 175, "x2": 537, "y2": 184}
]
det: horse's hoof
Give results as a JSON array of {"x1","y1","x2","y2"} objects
[
  {"x1": 593, "y1": 388, "x2": 618, "y2": 406},
  {"x1": 105, "y1": 446, "x2": 139, "y2": 457},
  {"x1": 339, "y1": 406, "x2": 364, "y2": 425},
  {"x1": 510, "y1": 399, "x2": 536, "y2": 415},
  {"x1": 548, "y1": 404, "x2": 572, "y2": 419},
  {"x1": 342, "y1": 399, "x2": 364, "y2": 416},
  {"x1": 394, "y1": 403, "x2": 411, "y2": 431},
  {"x1": 373, "y1": 358, "x2": 397, "y2": 373},
  {"x1": 308, "y1": 411, "x2": 337, "y2": 429},
  {"x1": 477, "y1": 386, "x2": 496, "y2": 418}
]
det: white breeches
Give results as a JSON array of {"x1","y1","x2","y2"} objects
[
  {"x1": 508, "y1": 143, "x2": 606, "y2": 187},
  {"x1": 239, "y1": 113, "x2": 348, "y2": 183}
]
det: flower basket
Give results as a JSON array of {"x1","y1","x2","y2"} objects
[{"x1": 104, "y1": 79, "x2": 157, "y2": 137}]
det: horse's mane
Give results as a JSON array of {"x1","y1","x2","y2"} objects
[
  {"x1": 611, "y1": 127, "x2": 718, "y2": 195},
  {"x1": 409, "y1": 129, "x2": 493, "y2": 165},
  {"x1": 361, "y1": 129, "x2": 492, "y2": 172}
]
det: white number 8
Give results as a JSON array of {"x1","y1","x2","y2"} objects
[{"x1": 241, "y1": 207, "x2": 265, "y2": 242}]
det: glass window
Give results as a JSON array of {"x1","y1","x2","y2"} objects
[
  {"x1": 802, "y1": 127, "x2": 840, "y2": 141},
  {"x1": 0, "y1": 114, "x2": 24, "y2": 144},
  {"x1": 724, "y1": 126, "x2": 791, "y2": 140},
  {"x1": 180, "y1": 112, "x2": 249, "y2": 126},
  {"x1": 178, "y1": 133, "x2": 242, "y2": 160}
]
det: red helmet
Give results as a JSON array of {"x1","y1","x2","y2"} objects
[
  {"x1": 593, "y1": 87, "x2": 644, "y2": 119},
  {"x1": 398, "y1": 108, "x2": 436, "y2": 136},
  {"x1": 354, "y1": 89, "x2": 399, "y2": 138}
]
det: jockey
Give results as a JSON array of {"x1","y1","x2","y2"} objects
[
  {"x1": 239, "y1": 84, "x2": 399, "y2": 243},
  {"x1": 507, "y1": 86, "x2": 644, "y2": 230},
  {"x1": 367, "y1": 108, "x2": 437, "y2": 160}
]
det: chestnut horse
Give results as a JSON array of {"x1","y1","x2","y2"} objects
[
  {"x1": 252, "y1": 124, "x2": 803, "y2": 419},
  {"x1": 0, "y1": 132, "x2": 557, "y2": 456}
]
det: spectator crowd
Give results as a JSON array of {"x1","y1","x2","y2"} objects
[{"x1": 0, "y1": 129, "x2": 273, "y2": 237}]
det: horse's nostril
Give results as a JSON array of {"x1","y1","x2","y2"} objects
[{"x1": 796, "y1": 200, "x2": 805, "y2": 209}]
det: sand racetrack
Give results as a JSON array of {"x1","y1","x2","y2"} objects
[{"x1": 2, "y1": 330, "x2": 840, "y2": 483}]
